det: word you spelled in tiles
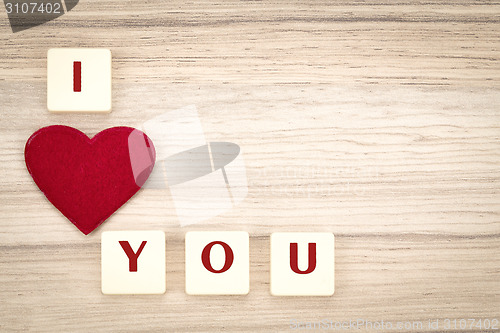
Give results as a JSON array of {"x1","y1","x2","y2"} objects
[{"x1": 102, "y1": 231, "x2": 335, "y2": 296}]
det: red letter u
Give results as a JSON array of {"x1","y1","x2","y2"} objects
[{"x1": 290, "y1": 243, "x2": 316, "y2": 274}]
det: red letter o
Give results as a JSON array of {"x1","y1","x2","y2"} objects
[{"x1": 201, "y1": 241, "x2": 234, "y2": 273}]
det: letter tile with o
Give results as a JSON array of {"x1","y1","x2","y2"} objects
[{"x1": 185, "y1": 231, "x2": 249, "y2": 295}]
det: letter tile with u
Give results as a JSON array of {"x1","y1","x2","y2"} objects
[{"x1": 270, "y1": 232, "x2": 335, "y2": 296}]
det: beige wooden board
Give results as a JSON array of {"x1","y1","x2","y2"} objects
[{"x1": 0, "y1": 0, "x2": 499, "y2": 332}]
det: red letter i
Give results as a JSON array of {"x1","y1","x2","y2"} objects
[{"x1": 73, "y1": 61, "x2": 81, "y2": 92}]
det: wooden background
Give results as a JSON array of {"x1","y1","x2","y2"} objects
[{"x1": 0, "y1": 0, "x2": 499, "y2": 332}]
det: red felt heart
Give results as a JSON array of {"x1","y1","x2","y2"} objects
[{"x1": 24, "y1": 125, "x2": 156, "y2": 235}]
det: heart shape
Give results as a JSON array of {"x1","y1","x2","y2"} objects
[{"x1": 25, "y1": 125, "x2": 156, "y2": 235}]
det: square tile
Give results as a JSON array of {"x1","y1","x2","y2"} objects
[
  {"x1": 47, "y1": 48, "x2": 111, "y2": 112},
  {"x1": 270, "y1": 232, "x2": 335, "y2": 296},
  {"x1": 185, "y1": 231, "x2": 249, "y2": 295},
  {"x1": 101, "y1": 231, "x2": 165, "y2": 295}
]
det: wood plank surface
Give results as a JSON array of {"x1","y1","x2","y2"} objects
[{"x1": 0, "y1": 0, "x2": 499, "y2": 332}]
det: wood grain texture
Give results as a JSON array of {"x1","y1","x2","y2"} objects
[{"x1": 0, "y1": 0, "x2": 499, "y2": 332}]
